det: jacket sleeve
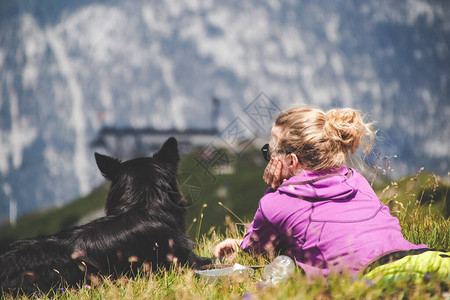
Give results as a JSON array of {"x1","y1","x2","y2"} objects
[{"x1": 240, "y1": 194, "x2": 282, "y2": 255}]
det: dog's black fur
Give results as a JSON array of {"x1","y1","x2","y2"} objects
[{"x1": 0, "y1": 137, "x2": 211, "y2": 295}]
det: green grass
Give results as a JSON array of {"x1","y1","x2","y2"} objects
[
  {"x1": 377, "y1": 169, "x2": 450, "y2": 250},
  {"x1": 377, "y1": 169, "x2": 449, "y2": 218},
  {"x1": 4, "y1": 221, "x2": 450, "y2": 300}
]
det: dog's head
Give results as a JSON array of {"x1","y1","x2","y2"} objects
[{"x1": 95, "y1": 137, "x2": 184, "y2": 216}]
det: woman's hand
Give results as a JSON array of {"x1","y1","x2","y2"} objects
[
  {"x1": 263, "y1": 157, "x2": 283, "y2": 190},
  {"x1": 213, "y1": 238, "x2": 243, "y2": 257}
]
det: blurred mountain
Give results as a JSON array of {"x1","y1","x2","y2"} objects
[{"x1": 0, "y1": 0, "x2": 449, "y2": 219}]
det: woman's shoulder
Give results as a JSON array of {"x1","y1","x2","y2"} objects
[
  {"x1": 259, "y1": 188, "x2": 285, "y2": 207},
  {"x1": 258, "y1": 185, "x2": 312, "y2": 220}
]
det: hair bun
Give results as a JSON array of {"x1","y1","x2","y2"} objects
[{"x1": 324, "y1": 108, "x2": 373, "y2": 153}]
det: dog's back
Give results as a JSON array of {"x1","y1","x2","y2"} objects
[{"x1": 0, "y1": 237, "x2": 87, "y2": 293}]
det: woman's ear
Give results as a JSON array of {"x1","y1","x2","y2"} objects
[{"x1": 288, "y1": 154, "x2": 300, "y2": 169}]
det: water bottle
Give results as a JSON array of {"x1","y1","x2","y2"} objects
[
  {"x1": 194, "y1": 263, "x2": 254, "y2": 281},
  {"x1": 262, "y1": 255, "x2": 296, "y2": 286}
]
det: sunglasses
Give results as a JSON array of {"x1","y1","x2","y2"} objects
[{"x1": 261, "y1": 144, "x2": 295, "y2": 162}]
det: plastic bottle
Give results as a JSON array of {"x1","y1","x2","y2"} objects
[
  {"x1": 262, "y1": 255, "x2": 296, "y2": 286},
  {"x1": 194, "y1": 263, "x2": 254, "y2": 281}
]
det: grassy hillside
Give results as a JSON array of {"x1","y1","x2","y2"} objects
[
  {"x1": 377, "y1": 169, "x2": 449, "y2": 219},
  {"x1": 0, "y1": 185, "x2": 108, "y2": 243}
]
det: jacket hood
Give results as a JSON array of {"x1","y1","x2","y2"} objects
[{"x1": 277, "y1": 167, "x2": 357, "y2": 201}]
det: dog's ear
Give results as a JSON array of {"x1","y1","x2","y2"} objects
[
  {"x1": 153, "y1": 137, "x2": 180, "y2": 164},
  {"x1": 95, "y1": 152, "x2": 121, "y2": 181}
]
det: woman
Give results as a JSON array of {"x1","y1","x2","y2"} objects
[{"x1": 214, "y1": 106, "x2": 447, "y2": 278}]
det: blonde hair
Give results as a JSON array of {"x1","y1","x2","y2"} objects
[{"x1": 274, "y1": 106, "x2": 375, "y2": 172}]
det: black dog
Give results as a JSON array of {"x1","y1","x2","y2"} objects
[{"x1": 0, "y1": 137, "x2": 211, "y2": 295}]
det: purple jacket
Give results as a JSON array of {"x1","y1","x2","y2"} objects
[{"x1": 241, "y1": 166, "x2": 427, "y2": 277}]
